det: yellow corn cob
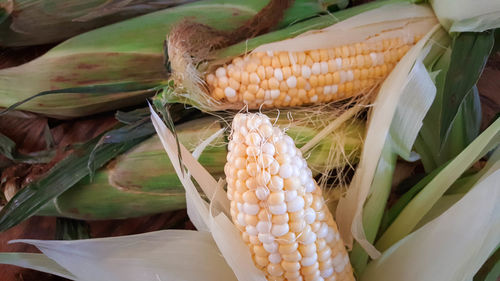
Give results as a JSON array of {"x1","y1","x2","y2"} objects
[
  {"x1": 225, "y1": 112, "x2": 355, "y2": 281},
  {"x1": 207, "y1": 36, "x2": 420, "y2": 108}
]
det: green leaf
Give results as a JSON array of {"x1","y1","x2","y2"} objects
[
  {"x1": 0, "y1": 128, "x2": 147, "y2": 232},
  {"x1": 376, "y1": 117, "x2": 500, "y2": 251},
  {"x1": 0, "y1": 132, "x2": 55, "y2": 165},
  {"x1": 439, "y1": 31, "x2": 494, "y2": 145},
  {"x1": 474, "y1": 248, "x2": 500, "y2": 281},
  {"x1": 55, "y1": 218, "x2": 90, "y2": 240}
]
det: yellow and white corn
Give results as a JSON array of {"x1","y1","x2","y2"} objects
[
  {"x1": 225, "y1": 113, "x2": 355, "y2": 281},
  {"x1": 207, "y1": 36, "x2": 420, "y2": 108}
]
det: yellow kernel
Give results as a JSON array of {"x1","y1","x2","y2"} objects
[
  {"x1": 229, "y1": 78, "x2": 240, "y2": 90},
  {"x1": 269, "y1": 77, "x2": 280, "y2": 89},
  {"x1": 333, "y1": 72, "x2": 340, "y2": 84},
  {"x1": 248, "y1": 84, "x2": 259, "y2": 94},
  {"x1": 243, "y1": 91, "x2": 255, "y2": 101},
  {"x1": 282, "y1": 67, "x2": 292, "y2": 79},
  {"x1": 297, "y1": 52, "x2": 306, "y2": 64},
  {"x1": 213, "y1": 88, "x2": 224, "y2": 99},
  {"x1": 310, "y1": 50, "x2": 320, "y2": 62},
  {"x1": 299, "y1": 243, "x2": 316, "y2": 257},
  {"x1": 260, "y1": 80, "x2": 269, "y2": 90},
  {"x1": 318, "y1": 75, "x2": 325, "y2": 87},
  {"x1": 245, "y1": 214, "x2": 258, "y2": 226},
  {"x1": 247, "y1": 62, "x2": 258, "y2": 73},
  {"x1": 288, "y1": 88, "x2": 298, "y2": 97},
  {"x1": 256, "y1": 88, "x2": 265, "y2": 99},
  {"x1": 349, "y1": 45, "x2": 356, "y2": 56},
  {"x1": 267, "y1": 263, "x2": 284, "y2": 277},
  {"x1": 305, "y1": 56, "x2": 314, "y2": 67},
  {"x1": 269, "y1": 192, "x2": 285, "y2": 205},
  {"x1": 353, "y1": 69, "x2": 361, "y2": 80},
  {"x1": 309, "y1": 75, "x2": 318, "y2": 87},
  {"x1": 325, "y1": 73, "x2": 333, "y2": 85},
  {"x1": 206, "y1": 74, "x2": 216, "y2": 85},
  {"x1": 253, "y1": 245, "x2": 268, "y2": 257},
  {"x1": 241, "y1": 72, "x2": 249, "y2": 85},
  {"x1": 301, "y1": 263, "x2": 319, "y2": 276},
  {"x1": 272, "y1": 57, "x2": 281, "y2": 68},
  {"x1": 279, "y1": 52, "x2": 290, "y2": 67},
  {"x1": 272, "y1": 213, "x2": 289, "y2": 224},
  {"x1": 307, "y1": 89, "x2": 316, "y2": 98},
  {"x1": 281, "y1": 261, "x2": 300, "y2": 272},
  {"x1": 320, "y1": 49, "x2": 329, "y2": 61},
  {"x1": 298, "y1": 89, "x2": 307, "y2": 100},
  {"x1": 353, "y1": 80, "x2": 361, "y2": 92},
  {"x1": 257, "y1": 66, "x2": 266, "y2": 80},
  {"x1": 279, "y1": 232, "x2": 296, "y2": 244},
  {"x1": 289, "y1": 220, "x2": 306, "y2": 232},
  {"x1": 280, "y1": 81, "x2": 288, "y2": 92},
  {"x1": 327, "y1": 60, "x2": 336, "y2": 72},
  {"x1": 356, "y1": 55, "x2": 365, "y2": 67},
  {"x1": 316, "y1": 87, "x2": 323, "y2": 96},
  {"x1": 262, "y1": 56, "x2": 272, "y2": 67},
  {"x1": 282, "y1": 251, "x2": 302, "y2": 262},
  {"x1": 290, "y1": 98, "x2": 300, "y2": 107},
  {"x1": 341, "y1": 46, "x2": 349, "y2": 58},
  {"x1": 297, "y1": 77, "x2": 307, "y2": 89},
  {"x1": 338, "y1": 84, "x2": 345, "y2": 94},
  {"x1": 279, "y1": 243, "x2": 299, "y2": 255},
  {"x1": 255, "y1": 256, "x2": 269, "y2": 267}
]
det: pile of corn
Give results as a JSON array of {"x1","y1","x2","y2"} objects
[{"x1": 0, "y1": 0, "x2": 498, "y2": 281}]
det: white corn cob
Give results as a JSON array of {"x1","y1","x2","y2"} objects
[{"x1": 225, "y1": 113, "x2": 355, "y2": 281}]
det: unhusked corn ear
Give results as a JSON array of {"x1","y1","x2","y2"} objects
[
  {"x1": 225, "y1": 113, "x2": 355, "y2": 281},
  {"x1": 207, "y1": 36, "x2": 420, "y2": 108}
]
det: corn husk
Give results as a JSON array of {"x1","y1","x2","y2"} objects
[
  {"x1": 0, "y1": 0, "x2": 196, "y2": 47},
  {"x1": 0, "y1": 0, "x2": 340, "y2": 118},
  {"x1": 36, "y1": 113, "x2": 364, "y2": 220}
]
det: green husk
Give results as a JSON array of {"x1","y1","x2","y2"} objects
[
  {"x1": 0, "y1": 0, "x2": 197, "y2": 47},
  {"x1": 37, "y1": 114, "x2": 364, "y2": 220},
  {"x1": 0, "y1": 0, "x2": 340, "y2": 118}
]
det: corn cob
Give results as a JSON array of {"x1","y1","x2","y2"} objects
[
  {"x1": 0, "y1": 0, "x2": 341, "y2": 118},
  {"x1": 0, "y1": 0, "x2": 195, "y2": 47},
  {"x1": 226, "y1": 112, "x2": 354, "y2": 281},
  {"x1": 168, "y1": 1, "x2": 438, "y2": 110},
  {"x1": 32, "y1": 114, "x2": 364, "y2": 220}
]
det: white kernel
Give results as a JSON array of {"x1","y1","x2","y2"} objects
[
  {"x1": 266, "y1": 51, "x2": 274, "y2": 57},
  {"x1": 237, "y1": 213, "x2": 246, "y2": 226},
  {"x1": 237, "y1": 202, "x2": 244, "y2": 212},
  {"x1": 378, "y1": 53, "x2": 385, "y2": 65},
  {"x1": 279, "y1": 164, "x2": 293, "y2": 179},
  {"x1": 301, "y1": 253, "x2": 318, "y2": 266},
  {"x1": 264, "y1": 90, "x2": 271, "y2": 100},
  {"x1": 285, "y1": 190, "x2": 298, "y2": 202},
  {"x1": 347, "y1": 70, "x2": 354, "y2": 81},
  {"x1": 269, "y1": 253, "x2": 282, "y2": 264},
  {"x1": 249, "y1": 235, "x2": 260, "y2": 245},
  {"x1": 310, "y1": 95, "x2": 318, "y2": 103},
  {"x1": 274, "y1": 68, "x2": 284, "y2": 81},
  {"x1": 270, "y1": 90, "x2": 280, "y2": 99},
  {"x1": 263, "y1": 242, "x2": 279, "y2": 253},
  {"x1": 245, "y1": 132, "x2": 262, "y2": 146},
  {"x1": 335, "y1": 58, "x2": 342, "y2": 69},
  {"x1": 284, "y1": 96, "x2": 291, "y2": 103},
  {"x1": 216, "y1": 67, "x2": 226, "y2": 78},
  {"x1": 320, "y1": 268, "x2": 334, "y2": 278},
  {"x1": 233, "y1": 143, "x2": 246, "y2": 157},
  {"x1": 256, "y1": 187, "x2": 270, "y2": 200},
  {"x1": 237, "y1": 169, "x2": 249, "y2": 181},
  {"x1": 247, "y1": 117, "x2": 262, "y2": 130},
  {"x1": 324, "y1": 85, "x2": 331, "y2": 95},
  {"x1": 339, "y1": 71, "x2": 347, "y2": 84},
  {"x1": 302, "y1": 231, "x2": 317, "y2": 244},
  {"x1": 287, "y1": 196, "x2": 305, "y2": 212},
  {"x1": 258, "y1": 154, "x2": 274, "y2": 168},
  {"x1": 301, "y1": 65, "x2": 311, "y2": 78},
  {"x1": 286, "y1": 76, "x2": 297, "y2": 88},
  {"x1": 257, "y1": 221, "x2": 272, "y2": 233},
  {"x1": 259, "y1": 233, "x2": 275, "y2": 244},
  {"x1": 288, "y1": 52, "x2": 296, "y2": 65},
  {"x1": 224, "y1": 87, "x2": 236, "y2": 98},
  {"x1": 239, "y1": 126, "x2": 248, "y2": 136},
  {"x1": 247, "y1": 162, "x2": 259, "y2": 177},
  {"x1": 269, "y1": 160, "x2": 280, "y2": 175},
  {"x1": 325, "y1": 227, "x2": 336, "y2": 243},
  {"x1": 311, "y1": 63, "x2": 321, "y2": 75},
  {"x1": 370, "y1": 52, "x2": 378, "y2": 66},
  {"x1": 331, "y1": 85, "x2": 338, "y2": 94},
  {"x1": 246, "y1": 225, "x2": 258, "y2": 236},
  {"x1": 333, "y1": 254, "x2": 346, "y2": 273},
  {"x1": 276, "y1": 141, "x2": 288, "y2": 155},
  {"x1": 243, "y1": 203, "x2": 259, "y2": 215},
  {"x1": 269, "y1": 203, "x2": 287, "y2": 215},
  {"x1": 320, "y1": 62, "x2": 329, "y2": 74},
  {"x1": 262, "y1": 143, "x2": 275, "y2": 155},
  {"x1": 305, "y1": 180, "x2": 315, "y2": 192},
  {"x1": 269, "y1": 176, "x2": 284, "y2": 191},
  {"x1": 246, "y1": 146, "x2": 261, "y2": 157},
  {"x1": 317, "y1": 223, "x2": 329, "y2": 239},
  {"x1": 271, "y1": 223, "x2": 290, "y2": 236},
  {"x1": 304, "y1": 208, "x2": 316, "y2": 224}
]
